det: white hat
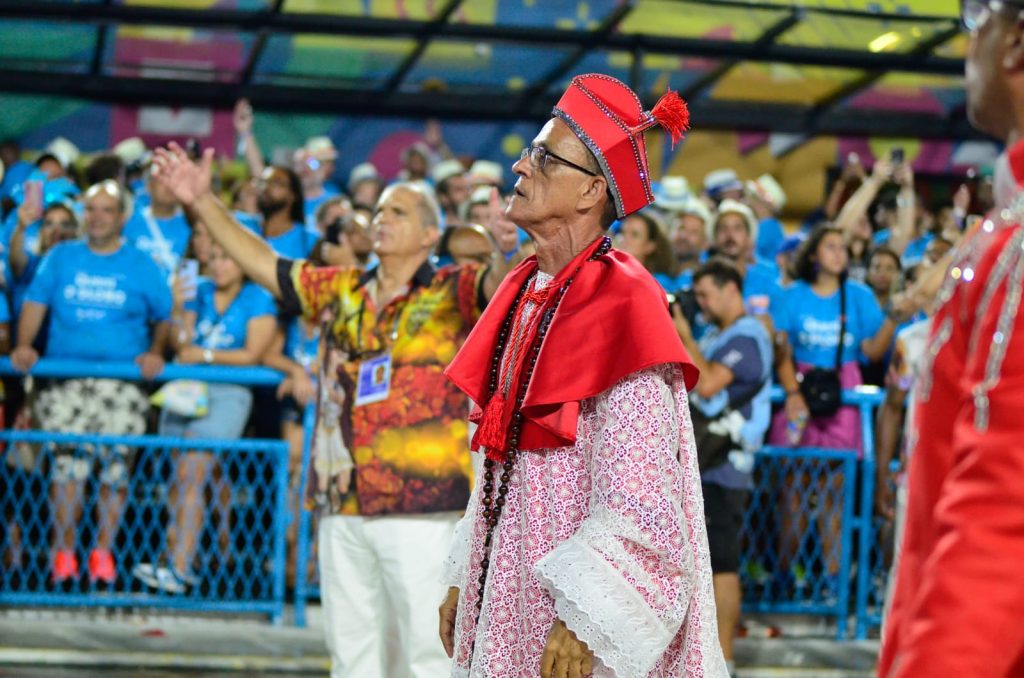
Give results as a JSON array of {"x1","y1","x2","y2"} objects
[
  {"x1": 43, "y1": 137, "x2": 81, "y2": 169},
  {"x1": 746, "y1": 173, "x2": 787, "y2": 211},
  {"x1": 677, "y1": 196, "x2": 713, "y2": 230},
  {"x1": 713, "y1": 199, "x2": 758, "y2": 244},
  {"x1": 653, "y1": 176, "x2": 692, "y2": 212},
  {"x1": 703, "y1": 168, "x2": 743, "y2": 198},
  {"x1": 468, "y1": 160, "x2": 503, "y2": 187},
  {"x1": 459, "y1": 185, "x2": 494, "y2": 223},
  {"x1": 112, "y1": 137, "x2": 147, "y2": 166},
  {"x1": 304, "y1": 135, "x2": 338, "y2": 160},
  {"x1": 347, "y1": 162, "x2": 381, "y2": 194},
  {"x1": 431, "y1": 158, "x2": 465, "y2": 186}
]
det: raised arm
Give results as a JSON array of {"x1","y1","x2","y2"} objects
[
  {"x1": 153, "y1": 142, "x2": 281, "y2": 297},
  {"x1": 233, "y1": 98, "x2": 266, "y2": 179},
  {"x1": 835, "y1": 159, "x2": 892, "y2": 243}
]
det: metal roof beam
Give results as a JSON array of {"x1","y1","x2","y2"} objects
[
  {"x1": 0, "y1": 1, "x2": 964, "y2": 75},
  {"x1": 681, "y1": 8, "x2": 803, "y2": 102},
  {"x1": 239, "y1": 0, "x2": 285, "y2": 85},
  {"x1": 382, "y1": 0, "x2": 465, "y2": 95},
  {"x1": 684, "y1": 0, "x2": 953, "y2": 24},
  {"x1": 0, "y1": 67, "x2": 983, "y2": 140},
  {"x1": 522, "y1": 1, "x2": 635, "y2": 103}
]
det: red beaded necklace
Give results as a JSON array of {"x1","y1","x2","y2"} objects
[{"x1": 472, "y1": 236, "x2": 612, "y2": 625}]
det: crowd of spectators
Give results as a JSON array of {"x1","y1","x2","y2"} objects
[{"x1": 0, "y1": 102, "x2": 993, "y2": 621}]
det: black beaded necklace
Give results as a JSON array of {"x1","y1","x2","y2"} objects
[{"x1": 472, "y1": 236, "x2": 612, "y2": 624}]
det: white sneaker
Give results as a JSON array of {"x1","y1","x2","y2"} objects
[{"x1": 133, "y1": 562, "x2": 195, "y2": 594}]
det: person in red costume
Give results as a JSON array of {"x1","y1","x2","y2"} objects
[
  {"x1": 438, "y1": 74, "x2": 728, "y2": 678},
  {"x1": 878, "y1": 2, "x2": 1024, "y2": 676}
]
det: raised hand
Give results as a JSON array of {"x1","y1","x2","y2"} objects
[
  {"x1": 486, "y1": 187, "x2": 520, "y2": 256},
  {"x1": 233, "y1": 98, "x2": 254, "y2": 136},
  {"x1": 152, "y1": 142, "x2": 215, "y2": 208}
]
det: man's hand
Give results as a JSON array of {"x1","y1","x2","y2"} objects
[
  {"x1": 10, "y1": 345, "x2": 39, "y2": 373},
  {"x1": 233, "y1": 98, "x2": 254, "y2": 137},
  {"x1": 438, "y1": 586, "x2": 460, "y2": 658},
  {"x1": 486, "y1": 188, "x2": 520, "y2": 257},
  {"x1": 136, "y1": 352, "x2": 166, "y2": 380},
  {"x1": 893, "y1": 163, "x2": 914, "y2": 189},
  {"x1": 16, "y1": 190, "x2": 42, "y2": 228},
  {"x1": 277, "y1": 370, "x2": 315, "y2": 405},
  {"x1": 670, "y1": 303, "x2": 692, "y2": 343},
  {"x1": 540, "y1": 618, "x2": 594, "y2": 678},
  {"x1": 875, "y1": 471, "x2": 896, "y2": 522},
  {"x1": 152, "y1": 142, "x2": 215, "y2": 208}
]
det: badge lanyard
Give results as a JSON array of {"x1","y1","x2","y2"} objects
[{"x1": 352, "y1": 292, "x2": 404, "y2": 407}]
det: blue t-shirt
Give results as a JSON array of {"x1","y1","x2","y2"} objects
[
  {"x1": 692, "y1": 316, "x2": 772, "y2": 490},
  {"x1": 773, "y1": 279, "x2": 884, "y2": 368},
  {"x1": 743, "y1": 258, "x2": 783, "y2": 317},
  {"x1": 284, "y1": 317, "x2": 321, "y2": 373},
  {"x1": 123, "y1": 207, "x2": 191, "y2": 278},
  {"x1": 239, "y1": 213, "x2": 318, "y2": 260},
  {"x1": 303, "y1": 185, "x2": 341, "y2": 230},
  {"x1": 26, "y1": 240, "x2": 172, "y2": 362},
  {"x1": 873, "y1": 229, "x2": 934, "y2": 268},
  {"x1": 188, "y1": 279, "x2": 277, "y2": 351},
  {"x1": 756, "y1": 217, "x2": 785, "y2": 262}
]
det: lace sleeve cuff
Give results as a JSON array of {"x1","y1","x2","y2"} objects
[
  {"x1": 534, "y1": 537, "x2": 680, "y2": 678},
  {"x1": 440, "y1": 510, "x2": 473, "y2": 588}
]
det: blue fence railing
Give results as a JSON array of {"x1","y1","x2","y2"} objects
[
  {"x1": 0, "y1": 359, "x2": 896, "y2": 638},
  {"x1": 0, "y1": 430, "x2": 289, "y2": 622}
]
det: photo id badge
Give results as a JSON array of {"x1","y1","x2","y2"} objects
[{"x1": 355, "y1": 353, "x2": 392, "y2": 406}]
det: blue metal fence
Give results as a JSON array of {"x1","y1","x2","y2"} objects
[
  {"x1": 0, "y1": 430, "x2": 289, "y2": 622},
  {"x1": 0, "y1": 359, "x2": 895, "y2": 637},
  {"x1": 0, "y1": 359, "x2": 301, "y2": 624}
]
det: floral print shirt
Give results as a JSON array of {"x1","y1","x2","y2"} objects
[{"x1": 277, "y1": 258, "x2": 485, "y2": 516}]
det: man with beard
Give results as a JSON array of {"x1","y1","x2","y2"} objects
[
  {"x1": 711, "y1": 199, "x2": 782, "y2": 321},
  {"x1": 877, "y1": 1, "x2": 1024, "y2": 676},
  {"x1": 242, "y1": 165, "x2": 316, "y2": 259}
]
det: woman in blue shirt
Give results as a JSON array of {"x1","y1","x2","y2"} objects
[
  {"x1": 769, "y1": 225, "x2": 896, "y2": 595},
  {"x1": 134, "y1": 243, "x2": 276, "y2": 593}
]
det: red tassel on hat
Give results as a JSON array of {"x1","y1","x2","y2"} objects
[{"x1": 650, "y1": 90, "x2": 690, "y2": 147}]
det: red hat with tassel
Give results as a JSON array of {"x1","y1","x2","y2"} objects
[{"x1": 553, "y1": 73, "x2": 690, "y2": 219}]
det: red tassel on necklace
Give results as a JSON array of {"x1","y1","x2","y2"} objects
[{"x1": 474, "y1": 392, "x2": 510, "y2": 461}]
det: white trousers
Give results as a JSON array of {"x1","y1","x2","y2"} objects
[{"x1": 318, "y1": 512, "x2": 459, "y2": 678}]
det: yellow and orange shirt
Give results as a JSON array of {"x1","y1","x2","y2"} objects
[{"x1": 278, "y1": 258, "x2": 484, "y2": 516}]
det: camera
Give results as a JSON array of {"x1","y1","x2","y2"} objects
[
  {"x1": 667, "y1": 288, "x2": 700, "y2": 329},
  {"x1": 890, "y1": 147, "x2": 904, "y2": 164}
]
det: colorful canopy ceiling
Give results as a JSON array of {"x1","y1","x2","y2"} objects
[{"x1": 0, "y1": 0, "x2": 972, "y2": 139}]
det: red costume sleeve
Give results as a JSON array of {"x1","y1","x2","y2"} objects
[{"x1": 891, "y1": 238, "x2": 1024, "y2": 677}]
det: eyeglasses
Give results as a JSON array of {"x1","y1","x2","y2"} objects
[
  {"x1": 962, "y1": 0, "x2": 1024, "y2": 31},
  {"x1": 520, "y1": 145, "x2": 598, "y2": 177}
]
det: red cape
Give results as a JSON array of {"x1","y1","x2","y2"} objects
[{"x1": 445, "y1": 240, "x2": 698, "y2": 451}]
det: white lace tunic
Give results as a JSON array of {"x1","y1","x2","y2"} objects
[{"x1": 443, "y1": 360, "x2": 728, "y2": 677}]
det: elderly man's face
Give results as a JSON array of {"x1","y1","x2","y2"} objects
[
  {"x1": 507, "y1": 118, "x2": 598, "y2": 230},
  {"x1": 371, "y1": 186, "x2": 437, "y2": 258},
  {"x1": 714, "y1": 213, "x2": 751, "y2": 260}
]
